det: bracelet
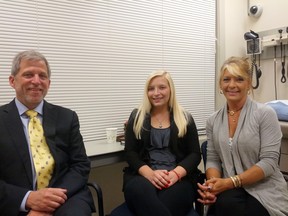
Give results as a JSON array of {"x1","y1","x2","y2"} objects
[
  {"x1": 230, "y1": 175, "x2": 242, "y2": 188},
  {"x1": 171, "y1": 170, "x2": 181, "y2": 181},
  {"x1": 230, "y1": 176, "x2": 236, "y2": 187},
  {"x1": 235, "y1": 175, "x2": 242, "y2": 187}
]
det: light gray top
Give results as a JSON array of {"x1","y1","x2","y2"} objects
[{"x1": 206, "y1": 97, "x2": 288, "y2": 216}]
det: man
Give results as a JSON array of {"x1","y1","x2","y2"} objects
[{"x1": 0, "y1": 50, "x2": 95, "y2": 216}]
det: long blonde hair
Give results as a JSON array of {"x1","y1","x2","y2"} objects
[{"x1": 133, "y1": 70, "x2": 189, "y2": 138}]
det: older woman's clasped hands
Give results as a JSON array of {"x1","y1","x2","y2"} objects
[{"x1": 197, "y1": 177, "x2": 236, "y2": 205}]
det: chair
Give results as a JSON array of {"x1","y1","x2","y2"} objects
[
  {"x1": 87, "y1": 182, "x2": 104, "y2": 216},
  {"x1": 201, "y1": 140, "x2": 207, "y2": 170},
  {"x1": 200, "y1": 141, "x2": 216, "y2": 216},
  {"x1": 190, "y1": 140, "x2": 208, "y2": 216}
]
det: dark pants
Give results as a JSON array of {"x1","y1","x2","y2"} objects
[
  {"x1": 53, "y1": 193, "x2": 93, "y2": 216},
  {"x1": 209, "y1": 188, "x2": 269, "y2": 216},
  {"x1": 124, "y1": 175, "x2": 196, "y2": 216}
]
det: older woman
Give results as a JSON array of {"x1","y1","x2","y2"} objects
[{"x1": 198, "y1": 56, "x2": 288, "y2": 216}]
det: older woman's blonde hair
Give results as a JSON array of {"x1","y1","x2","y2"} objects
[
  {"x1": 133, "y1": 70, "x2": 189, "y2": 138},
  {"x1": 219, "y1": 56, "x2": 253, "y2": 92}
]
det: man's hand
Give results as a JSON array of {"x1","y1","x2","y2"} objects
[{"x1": 26, "y1": 188, "x2": 67, "y2": 213}]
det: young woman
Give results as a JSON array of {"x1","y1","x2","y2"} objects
[{"x1": 123, "y1": 70, "x2": 201, "y2": 216}]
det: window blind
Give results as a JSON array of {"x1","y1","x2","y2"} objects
[{"x1": 0, "y1": 0, "x2": 215, "y2": 142}]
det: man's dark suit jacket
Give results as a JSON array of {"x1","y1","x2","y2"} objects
[{"x1": 0, "y1": 99, "x2": 95, "y2": 216}]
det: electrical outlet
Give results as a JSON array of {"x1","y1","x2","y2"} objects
[{"x1": 246, "y1": 38, "x2": 261, "y2": 55}]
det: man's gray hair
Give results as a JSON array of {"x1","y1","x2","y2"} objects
[{"x1": 11, "y1": 50, "x2": 51, "y2": 78}]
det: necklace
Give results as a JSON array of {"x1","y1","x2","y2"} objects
[
  {"x1": 228, "y1": 110, "x2": 237, "y2": 116},
  {"x1": 156, "y1": 117, "x2": 164, "y2": 128},
  {"x1": 154, "y1": 113, "x2": 168, "y2": 128},
  {"x1": 227, "y1": 108, "x2": 242, "y2": 122},
  {"x1": 153, "y1": 110, "x2": 169, "y2": 128}
]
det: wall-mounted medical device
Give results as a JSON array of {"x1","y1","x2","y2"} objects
[
  {"x1": 262, "y1": 31, "x2": 288, "y2": 48},
  {"x1": 244, "y1": 30, "x2": 262, "y2": 55},
  {"x1": 246, "y1": 38, "x2": 261, "y2": 55},
  {"x1": 248, "y1": 27, "x2": 288, "y2": 94},
  {"x1": 244, "y1": 30, "x2": 262, "y2": 89}
]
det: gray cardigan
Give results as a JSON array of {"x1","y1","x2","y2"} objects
[{"x1": 206, "y1": 97, "x2": 288, "y2": 216}]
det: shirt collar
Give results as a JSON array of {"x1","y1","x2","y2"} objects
[{"x1": 15, "y1": 98, "x2": 44, "y2": 116}]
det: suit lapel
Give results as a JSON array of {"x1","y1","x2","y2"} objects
[
  {"x1": 5, "y1": 101, "x2": 33, "y2": 186},
  {"x1": 42, "y1": 101, "x2": 57, "y2": 146},
  {"x1": 42, "y1": 101, "x2": 59, "y2": 184}
]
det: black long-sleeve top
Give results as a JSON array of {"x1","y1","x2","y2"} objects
[{"x1": 123, "y1": 108, "x2": 201, "y2": 185}]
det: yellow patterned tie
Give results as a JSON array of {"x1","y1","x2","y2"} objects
[{"x1": 26, "y1": 110, "x2": 55, "y2": 189}]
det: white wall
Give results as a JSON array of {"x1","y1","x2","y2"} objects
[{"x1": 216, "y1": 0, "x2": 288, "y2": 109}]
